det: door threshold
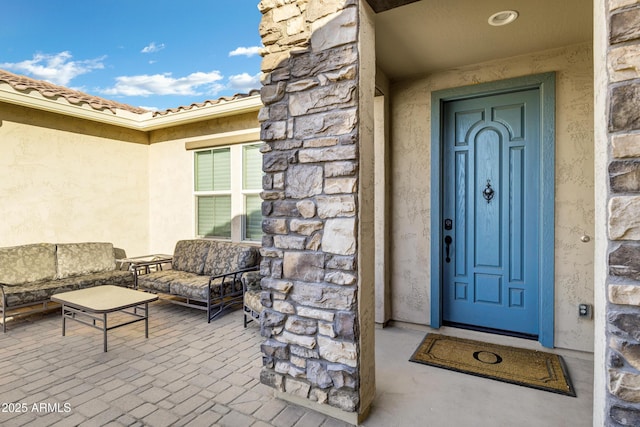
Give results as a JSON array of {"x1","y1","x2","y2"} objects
[{"x1": 443, "y1": 321, "x2": 538, "y2": 341}]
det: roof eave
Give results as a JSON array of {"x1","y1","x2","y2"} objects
[
  {"x1": 0, "y1": 85, "x2": 263, "y2": 132},
  {"x1": 0, "y1": 84, "x2": 149, "y2": 129},
  {"x1": 141, "y1": 95, "x2": 263, "y2": 131}
]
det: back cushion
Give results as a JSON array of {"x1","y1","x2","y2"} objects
[
  {"x1": 172, "y1": 240, "x2": 211, "y2": 274},
  {"x1": 56, "y1": 242, "x2": 116, "y2": 279},
  {"x1": 204, "y1": 241, "x2": 259, "y2": 276},
  {"x1": 0, "y1": 243, "x2": 57, "y2": 285}
]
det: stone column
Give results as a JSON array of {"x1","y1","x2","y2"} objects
[
  {"x1": 602, "y1": 1, "x2": 640, "y2": 424},
  {"x1": 257, "y1": 0, "x2": 375, "y2": 424}
]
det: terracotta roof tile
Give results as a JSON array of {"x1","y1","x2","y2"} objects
[
  {"x1": 0, "y1": 68, "x2": 261, "y2": 118},
  {"x1": 151, "y1": 90, "x2": 262, "y2": 117},
  {"x1": 0, "y1": 69, "x2": 149, "y2": 114}
]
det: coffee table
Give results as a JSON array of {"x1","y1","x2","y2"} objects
[{"x1": 51, "y1": 285, "x2": 159, "y2": 352}]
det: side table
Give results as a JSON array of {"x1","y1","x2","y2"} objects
[{"x1": 117, "y1": 254, "x2": 173, "y2": 288}]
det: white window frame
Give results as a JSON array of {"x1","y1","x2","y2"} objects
[
  {"x1": 241, "y1": 144, "x2": 263, "y2": 242},
  {"x1": 193, "y1": 142, "x2": 262, "y2": 243}
]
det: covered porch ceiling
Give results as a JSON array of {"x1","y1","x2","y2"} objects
[{"x1": 372, "y1": 0, "x2": 593, "y2": 81}]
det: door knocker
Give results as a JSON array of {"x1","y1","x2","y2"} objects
[{"x1": 482, "y1": 179, "x2": 495, "y2": 203}]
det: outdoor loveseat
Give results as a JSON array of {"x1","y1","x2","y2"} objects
[
  {"x1": 0, "y1": 242, "x2": 133, "y2": 332},
  {"x1": 135, "y1": 239, "x2": 260, "y2": 322}
]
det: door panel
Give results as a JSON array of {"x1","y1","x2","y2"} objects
[{"x1": 442, "y1": 89, "x2": 540, "y2": 336}]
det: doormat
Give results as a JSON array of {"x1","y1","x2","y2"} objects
[{"x1": 409, "y1": 334, "x2": 576, "y2": 397}]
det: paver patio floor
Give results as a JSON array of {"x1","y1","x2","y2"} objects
[{"x1": 0, "y1": 299, "x2": 594, "y2": 426}]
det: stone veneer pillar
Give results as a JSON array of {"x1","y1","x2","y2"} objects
[
  {"x1": 602, "y1": 0, "x2": 640, "y2": 424},
  {"x1": 256, "y1": 0, "x2": 375, "y2": 424}
]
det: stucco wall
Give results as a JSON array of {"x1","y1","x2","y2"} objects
[
  {"x1": 0, "y1": 103, "x2": 150, "y2": 256},
  {"x1": 147, "y1": 113, "x2": 261, "y2": 254},
  {"x1": 0, "y1": 99, "x2": 260, "y2": 258},
  {"x1": 389, "y1": 43, "x2": 594, "y2": 352},
  {"x1": 149, "y1": 112, "x2": 259, "y2": 143},
  {"x1": 147, "y1": 139, "x2": 194, "y2": 254}
]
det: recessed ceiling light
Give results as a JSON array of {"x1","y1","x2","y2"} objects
[{"x1": 488, "y1": 10, "x2": 519, "y2": 26}]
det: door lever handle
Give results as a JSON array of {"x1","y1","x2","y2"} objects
[{"x1": 444, "y1": 236, "x2": 452, "y2": 263}]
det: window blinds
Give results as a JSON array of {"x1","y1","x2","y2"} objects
[
  {"x1": 243, "y1": 144, "x2": 262, "y2": 190},
  {"x1": 197, "y1": 196, "x2": 231, "y2": 238}
]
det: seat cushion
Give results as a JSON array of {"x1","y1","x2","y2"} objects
[
  {"x1": 58, "y1": 270, "x2": 134, "y2": 290},
  {"x1": 244, "y1": 289, "x2": 263, "y2": 314},
  {"x1": 0, "y1": 243, "x2": 57, "y2": 285},
  {"x1": 137, "y1": 270, "x2": 185, "y2": 294},
  {"x1": 1, "y1": 270, "x2": 133, "y2": 307},
  {"x1": 169, "y1": 274, "x2": 212, "y2": 300},
  {"x1": 167, "y1": 275, "x2": 243, "y2": 301},
  {"x1": 2, "y1": 280, "x2": 80, "y2": 307}
]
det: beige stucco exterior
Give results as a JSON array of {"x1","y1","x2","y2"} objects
[
  {"x1": 0, "y1": 102, "x2": 151, "y2": 256},
  {"x1": 147, "y1": 138, "x2": 194, "y2": 254},
  {"x1": 386, "y1": 42, "x2": 595, "y2": 352},
  {"x1": 0, "y1": 99, "x2": 261, "y2": 259},
  {"x1": 147, "y1": 113, "x2": 261, "y2": 254}
]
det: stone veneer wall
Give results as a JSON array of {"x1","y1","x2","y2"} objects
[
  {"x1": 256, "y1": 0, "x2": 371, "y2": 420},
  {"x1": 605, "y1": 0, "x2": 640, "y2": 424}
]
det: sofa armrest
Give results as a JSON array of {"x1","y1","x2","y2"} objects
[
  {"x1": 209, "y1": 265, "x2": 260, "y2": 296},
  {"x1": 210, "y1": 265, "x2": 260, "y2": 281},
  {"x1": 204, "y1": 265, "x2": 259, "y2": 323},
  {"x1": 0, "y1": 283, "x2": 25, "y2": 295},
  {"x1": 0, "y1": 282, "x2": 21, "y2": 289}
]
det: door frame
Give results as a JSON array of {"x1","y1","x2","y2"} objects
[{"x1": 430, "y1": 72, "x2": 556, "y2": 348}]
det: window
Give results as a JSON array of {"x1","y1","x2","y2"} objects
[{"x1": 194, "y1": 143, "x2": 263, "y2": 241}]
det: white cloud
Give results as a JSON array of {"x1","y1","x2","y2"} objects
[
  {"x1": 141, "y1": 42, "x2": 165, "y2": 54},
  {"x1": 0, "y1": 51, "x2": 105, "y2": 86},
  {"x1": 228, "y1": 46, "x2": 262, "y2": 58},
  {"x1": 227, "y1": 72, "x2": 262, "y2": 94},
  {"x1": 101, "y1": 71, "x2": 225, "y2": 97}
]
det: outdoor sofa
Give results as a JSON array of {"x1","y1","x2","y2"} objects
[
  {"x1": 134, "y1": 239, "x2": 260, "y2": 322},
  {"x1": 0, "y1": 242, "x2": 133, "y2": 332}
]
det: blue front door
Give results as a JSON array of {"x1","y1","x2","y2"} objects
[{"x1": 442, "y1": 89, "x2": 540, "y2": 336}]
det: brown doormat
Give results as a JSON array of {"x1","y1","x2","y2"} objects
[{"x1": 410, "y1": 333, "x2": 576, "y2": 397}]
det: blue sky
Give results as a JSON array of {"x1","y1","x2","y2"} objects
[{"x1": 0, "y1": 0, "x2": 263, "y2": 111}]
